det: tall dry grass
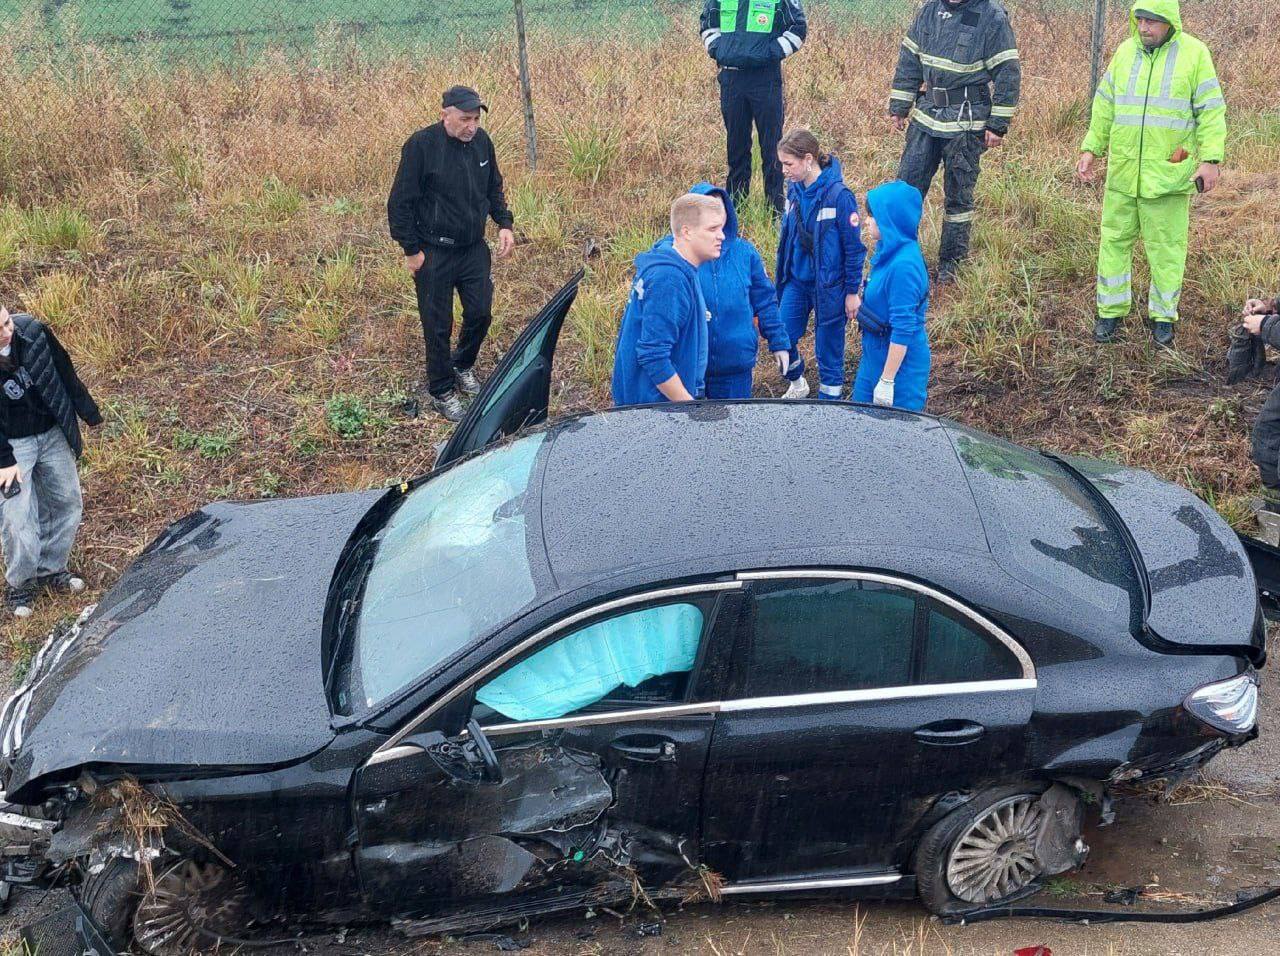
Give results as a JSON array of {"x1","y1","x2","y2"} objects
[{"x1": 0, "y1": 1, "x2": 1277, "y2": 653}]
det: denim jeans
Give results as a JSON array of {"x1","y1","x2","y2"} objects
[{"x1": 0, "y1": 427, "x2": 84, "y2": 589}]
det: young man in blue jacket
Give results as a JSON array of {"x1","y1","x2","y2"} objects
[
  {"x1": 612, "y1": 195, "x2": 726, "y2": 407},
  {"x1": 656, "y1": 183, "x2": 790, "y2": 399},
  {"x1": 852, "y1": 181, "x2": 932, "y2": 411},
  {"x1": 774, "y1": 130, "x2": 867, "y2": 400},
  {"x1": 700, "y1": 0, "x2": 808, "y2": 217}
]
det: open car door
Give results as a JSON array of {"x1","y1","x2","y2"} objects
[{"x1": 435, "y1": 269, "x2": 584, "y2": 469}]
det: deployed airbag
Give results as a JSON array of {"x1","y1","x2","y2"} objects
[{"x1": 476, "y1": 603, "x2": 703, "y2": 721}]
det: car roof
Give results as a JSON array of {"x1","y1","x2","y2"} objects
[{"x1": 536, "y1": 401, "x2": 993, "y2": 590}]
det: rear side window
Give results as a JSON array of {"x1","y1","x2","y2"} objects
[
  {"x1": 743, "y1": 580, "x2": 916, "y2": 697},
  {"x1": 920, "y1": 608, "x2": 1022, "y2": 685}
]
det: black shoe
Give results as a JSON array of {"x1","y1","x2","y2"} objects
[
  {"x1": 38, "y1": 571, "x2": 86, "y2": 594},
  {"x1": 6, "y1": 584, "x2": 36, "y2": 619},
  {"x1": 1093, "y1": 317, "x2": 1120, "y2": 343},
  {"x1": 936, "y1": 260, "x2": 961, "y2": 286},
  {"x1": 430, "y1": 391, "x2": 466, "y2": 423},
  {"x1": 1152, "y1": 321, "x2": 1175, "y2": 347}
]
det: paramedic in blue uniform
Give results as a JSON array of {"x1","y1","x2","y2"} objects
[
  {"x1": 656, "y1": 183, "x2": 790, "y2": 398},
  {"x1": 852, "y1": 180, "x2": 932, "y2": 411},
  {"x1": 773, "y1": 129, "x2": 867, "y2": 401}
]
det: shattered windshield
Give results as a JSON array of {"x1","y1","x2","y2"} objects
[{"x1": 341, "y1": 433, "x2": 547, "y2": 712}]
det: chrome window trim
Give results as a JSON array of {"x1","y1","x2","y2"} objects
[
  {"x1": 369, "y1": 680, "x2": 1038, "y2": 765},
  {"x1": 720, "y1": 872, "x2": 904, "y2": 895},
  {"x1": 736, "y1": 569, "x2": 1037, "y2": 680},
  {"x1": 373, "y1": 581, "x2": 742, "y2": 756}
]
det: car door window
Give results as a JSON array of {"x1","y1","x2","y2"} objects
[
  {"x1": 919, "y1": 606, "x2": 1022, "y2": 684},
  {"x1": 474, "y1": 602, "x2": 706, "y2": 722},
  {"x1": 742, "y1": 580, "x2": 916, "y2": 697}
]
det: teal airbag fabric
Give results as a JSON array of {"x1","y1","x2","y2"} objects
[{"x1": 476, "y1": 603, "x2": 704, "y2": 721}]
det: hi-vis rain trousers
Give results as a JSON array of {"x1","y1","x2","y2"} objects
[{"x1": 1082, "y1": 0, "x2": 1226, "y2": 323}]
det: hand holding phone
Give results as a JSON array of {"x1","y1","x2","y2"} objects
[{"x1": 2, "y1": 479, "x2": 20, "y2": 500}]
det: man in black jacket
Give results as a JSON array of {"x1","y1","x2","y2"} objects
[
  {"x1": 0, "y1": 305, "x2": 101, "y2": 618},
  {"x1": 888, "y1": 0, "x2": 1020, "y2": 283},
  {"x1": 700, "y1": 0, "x2": 807, "y2": 217},
  {"x1": 388, "y1": 85, "x2": 515, "y2": 422}
]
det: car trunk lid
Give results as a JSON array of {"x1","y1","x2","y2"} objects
[{"x1": 1057, "y1": 454, "x2": 1264, "y2": 665}]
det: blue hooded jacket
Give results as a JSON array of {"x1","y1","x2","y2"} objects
[
  {"x1": 857, "y1": 180, "x2": 929, "y2": 346},
  {"x1": 611, "y1": 243, "x2": 710, "y2": 407},
  {"x1": 775, "y1": 156, "x2": 867, "y2": 326},
  {"x1": 656, "y1": 183, "x2": 789, "y2": 381}
]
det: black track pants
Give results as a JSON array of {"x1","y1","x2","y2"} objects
[
  {"x1": 719, "y1": 65, "x2": 785, "y2": 216},
  {"x1": 1252, "y1": 379, "x2": 1280, "y2": 491},
  {"x1": 897, "y1": 123, "x2": 987, "y2": 265},
  {"x1": 412, "y1": 242, "x2": 493, "y2": 398}
]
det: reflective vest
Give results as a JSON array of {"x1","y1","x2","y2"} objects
[
  {"x1": 720, "y1": 0, "x2": 778, "y2": 34},
  {"x1": 1081, "y1": 0, "x2": 1226, "y2": 199}
]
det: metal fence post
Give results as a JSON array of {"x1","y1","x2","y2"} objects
[
  {"x1": 1088, "y1": 0, "x2": 1107, "y2": 105},
  {"x1": 513, "y1": 0, "x2": 538, "y2": 171}
]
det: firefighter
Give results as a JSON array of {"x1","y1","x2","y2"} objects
[
  {"x1": 700, "y1": 0, "x2": 808, "y2": 218},
  {"x1": 888, "y1": 0, "x2": 1021, "y2": 284},
  {"x1": 1079, "y1": 0, "x2": 1226, "y2": 347}
]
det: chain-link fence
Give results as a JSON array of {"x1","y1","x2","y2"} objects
[{"x1": 1, "y1": 0, "x2": 1122, "y2": 183}]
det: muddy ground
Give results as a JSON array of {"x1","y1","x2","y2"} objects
[{"x1": 3, "y1": 654, "x2": 1278, "y2": 956}]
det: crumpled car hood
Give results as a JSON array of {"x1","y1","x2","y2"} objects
[{"x1": 3, "y1": 490, "x2": 383, "y2": 800}]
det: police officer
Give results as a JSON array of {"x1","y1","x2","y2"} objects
[
  {"x1": 388, "y1": 85, "x2": 515, "y2": 422},
  {"x1": 700, "y1": 0, "x2": 808, "y2": 218},
  {"x1": 888, "y1": 0, "x2": 1021, "y2": 283}
]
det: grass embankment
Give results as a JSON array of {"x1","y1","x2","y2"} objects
[{"x1": 0, "y1": 2, "x2": 1277, "y2": 663}]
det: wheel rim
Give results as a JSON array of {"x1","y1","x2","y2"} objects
[
  {"x1": 944, "y1": 794, "x2": 1044, "y2": 904},
  {"x1": 132, "y1": 859, "x2": 249, "y2": 955}
]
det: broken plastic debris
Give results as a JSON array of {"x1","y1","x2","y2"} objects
[
  {"x1": 1014, "y1": 948, "x2": 1052, "y2": 956},
  {"x1": 1103, "y1": 887, "x2": 1142, "y2": 906},
  {"x1": 636, "y1": 921, "x2": 662, "y2": 937}
]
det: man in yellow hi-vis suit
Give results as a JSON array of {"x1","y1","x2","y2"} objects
[{"x1": 1078, "y1": 0, "x2": 1225, "y2": 347}]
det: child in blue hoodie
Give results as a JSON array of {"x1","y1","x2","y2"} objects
[
  {"x1": 852, "y1": 180, "x2": 931, "y2": 412},
  {"x1": 656, "y1": 184, "x2": 790, "y2": 399},
  {"x1": 774, "y1": 129, "x2": 867, "y2": 400},
  {"x1": 612, "y1": 194, "x2": 726, "y2": 407}
]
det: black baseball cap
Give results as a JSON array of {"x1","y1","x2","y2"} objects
[{"x1": 442, "y1": 85, "x2": 487, "y2": 113}]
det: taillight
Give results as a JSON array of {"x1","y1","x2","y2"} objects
[{"x1": 1184, "y1": 672, "x2": 1259, "y2": 735}]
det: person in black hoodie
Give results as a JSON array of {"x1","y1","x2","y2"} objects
[
  {"x1": 0, "y1": 305, "x2": 101, "y2": 618},
  {"x1": 387, "y1": 85, "x2": 515, "y2": 422}
]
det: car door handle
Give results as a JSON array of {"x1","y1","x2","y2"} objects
[
  {"x1": 913, "y1": 720, "x2": 986, "y2": 747},
  {"x1": 609, "y1": 736, "x2": 677, "y2": 763}
]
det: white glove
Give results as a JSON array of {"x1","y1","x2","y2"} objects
[
  {"x1": 773, "y1": 351, "x2": 789, "y2": 377},
  {"x1": 873, "y1": 378, "x2": 894, "y2": 407}
]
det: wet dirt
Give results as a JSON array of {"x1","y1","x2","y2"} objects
[{"x1": 2, "y1": 659, "x2": 1279, "y2": 955}]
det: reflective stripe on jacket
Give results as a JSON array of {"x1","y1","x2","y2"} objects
[
  {"x1": 700, "y1": 0, "x2": 807, "y2": 70},
  {"x1": 888, "y1": 0, "x2": 1020, "y2": 137},
  {"x1": 1081, "y1": 0, "x2": 1226, "y2": 198}
]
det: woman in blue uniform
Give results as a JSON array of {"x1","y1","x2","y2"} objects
[
  {"x1": 852, "y1": 180, "x2": 931, "y2": 411},
  {"x1": 774, "y1": 129, "x2": 867, "y2": 400}
]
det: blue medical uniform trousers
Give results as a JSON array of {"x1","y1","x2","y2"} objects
[
  {"x1": 779, "y1": 281, "x2": 847, "y2": 399},
  {"x1": 853, "y1": 328, "x2": 930, "y2": 412}
]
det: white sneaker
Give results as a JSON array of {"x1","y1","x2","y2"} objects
[{"x1": 782, "y1": 377, "x2": 810, "y2": 400}]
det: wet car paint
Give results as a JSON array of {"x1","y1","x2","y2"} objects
[
  {"x1": 0, "y1": 402, "x2": 1263, "y2": 936},
  {"x1": 4, "y1": 490, "x2": 381, "y2": 800}
]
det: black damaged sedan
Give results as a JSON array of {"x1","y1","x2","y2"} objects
[{"x1": 0, "y1": 273, "x2": 1267, "y2": 952}]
